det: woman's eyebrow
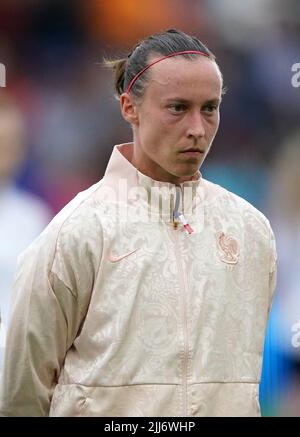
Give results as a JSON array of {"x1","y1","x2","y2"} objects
[
  {"x1": 164, "y1": 97, "x2": 222, "y2": 105},
  {"x1": 203, "y1": 98, "x2": 222, "y2": 105},
  {"x1": 164, "y1": 97, "x2": 190, "y2": 104}
]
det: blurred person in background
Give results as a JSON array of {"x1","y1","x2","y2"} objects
[
  {"x1": 0, "y1": 93, "x2": 51, "y2": 377},
  {"x1": 0, "y1": 29, "x2": 277, "y2": 417},
  {"x1": 266, "y1": 132, "x2": 300, "y2": 416}
]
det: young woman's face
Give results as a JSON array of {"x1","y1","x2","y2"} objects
[{"x1": 126, "y1": 56, "x2": 223, "y2": 185}]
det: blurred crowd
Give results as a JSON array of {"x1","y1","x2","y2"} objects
[{"x1": 0, "y1": 0, "x2": 299, "y2": 416}]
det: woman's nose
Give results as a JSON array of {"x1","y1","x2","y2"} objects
[{"x1": 186, "y1": 111, "x2": 205, "y2": 139}]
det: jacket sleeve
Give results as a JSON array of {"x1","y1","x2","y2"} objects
[{"x1": 0, "y1": 214, "x2": 102, "y2": 416}]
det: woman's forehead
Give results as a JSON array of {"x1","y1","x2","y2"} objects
[{"x1": 145, "y1": 57, "x2": 222, "y2": 98}]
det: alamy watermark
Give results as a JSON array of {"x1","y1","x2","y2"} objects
[
  {"x1": 0, "y1": 63, "x2": 6, "y2": 87},
  {"x1": 96, "y1": 178, "x2": 204, "y2": 229},
  {"x1": 291, "y1": 320, "x2": 300, "y2": 348},
  {"x1": 291, "y1": 63, "x2": 300, "y2": 88}
]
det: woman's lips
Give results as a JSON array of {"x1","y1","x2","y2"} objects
[{"x1": 179, "y1": 149, "x2": 204, "y2": 158}]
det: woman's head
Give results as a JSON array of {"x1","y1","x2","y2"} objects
[{"x1": 105, "y1": 29, "x2": 223, "y2": 185}]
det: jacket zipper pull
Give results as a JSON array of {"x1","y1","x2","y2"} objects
[
  {"x1": 176, "y1": 213, "x2": 194, "y2": 235},
  {"x1": 173, "y1": 187, "x2": 193, "y2": 234}
]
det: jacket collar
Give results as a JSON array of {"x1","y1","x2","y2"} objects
[{"x1": 103, "y1": 143, "x2": 203, "y2": 222}]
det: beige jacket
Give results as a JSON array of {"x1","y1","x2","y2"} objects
[{"x1": 0, "y1": 143, "x2": 277, "y2": 417}]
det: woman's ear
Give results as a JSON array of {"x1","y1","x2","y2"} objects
[{"x1": 120, "y1": 93, "x2": 139, "y2": 125}]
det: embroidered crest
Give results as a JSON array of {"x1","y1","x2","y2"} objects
[{"x1": 217, "y1": 232, "x2": 239, "y2": 265}]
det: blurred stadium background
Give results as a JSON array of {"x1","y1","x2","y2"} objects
[{"x1": 0, "y1": 0, "x2": 299, "y2": 416}]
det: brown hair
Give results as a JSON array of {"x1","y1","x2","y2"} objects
[{"x1": 104, "y1": 28, "x2": 216, "y2": 99}]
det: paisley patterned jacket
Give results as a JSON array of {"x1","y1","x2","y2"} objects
[{"x1": 0, "y1": 143, "x2": 277, "y2": 417}]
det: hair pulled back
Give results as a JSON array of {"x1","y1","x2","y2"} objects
[{"x1": 104, "y1": 29, "x2": 216, "y2": 99}]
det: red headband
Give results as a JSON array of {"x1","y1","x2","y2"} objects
[{"x1": 126, "y1": 50, "x2": 210, "y2": 94}]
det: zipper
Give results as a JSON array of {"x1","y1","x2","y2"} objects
[
  {"x1": 173, "y1": 186, "x2": 193, "y2": 234},
  {"x1": 170, "y1": 186, "x2": 190, "y2": 416},
  {"x1": 173, "y1": 229, "x2": 190, "y2": 416}
]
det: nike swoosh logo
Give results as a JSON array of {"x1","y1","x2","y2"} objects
[{"x1": 107, "y1": 247, "x2": 140, "y2": 263}]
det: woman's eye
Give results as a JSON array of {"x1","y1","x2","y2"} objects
[
  {"x1": 168, "y1": 104, "x2": 186, "y2": 113},
  {"x1": 203, "y1": 105, "x2": 218, "y2": 113}
]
